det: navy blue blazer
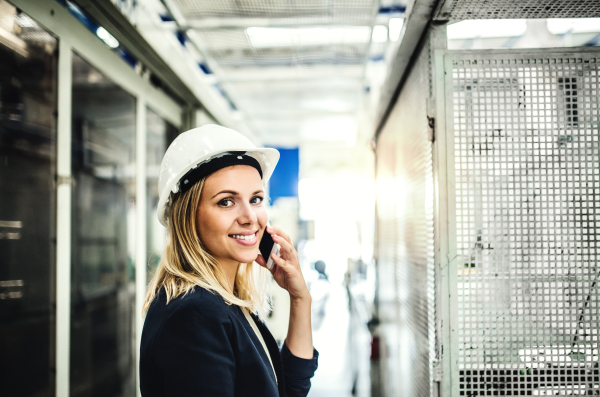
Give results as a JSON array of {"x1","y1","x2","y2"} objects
[{"x1": 140, "y1": 287, "x2": 318, "y2": 397}]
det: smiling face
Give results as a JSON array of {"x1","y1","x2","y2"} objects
[{"x1": 196, "y1": 165, "x2": 267, "y2": 269}]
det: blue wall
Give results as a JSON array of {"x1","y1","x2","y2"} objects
[{"x1": 269, "y1": 148, "x2": 299, "y2": 203}]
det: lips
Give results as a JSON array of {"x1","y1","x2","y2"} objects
[{"x1": 228, "y1": 231, "x2": 258, "y2": 246}]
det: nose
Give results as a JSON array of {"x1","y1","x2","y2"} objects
[{"x1": 237, "y1": 200, "x2": 258, "y2": 225}]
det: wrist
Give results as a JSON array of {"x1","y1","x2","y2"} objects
[{"x1": 290, "y1": 289, "x2": 311, "y2": 305}]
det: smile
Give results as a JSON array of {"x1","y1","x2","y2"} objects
[{"x1": 228, "y1": 232, "x2": 257, "y2": 246}]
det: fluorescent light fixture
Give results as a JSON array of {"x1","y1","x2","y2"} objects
[
  {"x1": 389, "y1": 18, "x2": 404, "y2": 41},
  {"x1": 96, "y1": 26, "x2": 119, "y2": 48},
  {"x1": 246, "y1": 26, "x2": 371, "y2": 48},
  {"x1": 447, "y1": 19, "x2": 527, "y2": 40},
  {"x1": 372, "y1": 25, "x2": 388, "y2": 43},
  {"x1": 547, "y1": 18, "x2": 600, "y2": 35}
]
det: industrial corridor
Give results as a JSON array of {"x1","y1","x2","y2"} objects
[{"x1": 1, "y1": 0, "x2": 600, "y2": 396}]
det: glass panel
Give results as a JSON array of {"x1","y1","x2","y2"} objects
[
  {"x1": 146, "y1": 108, "x2": 177, "y2": 280},
  {"x1": 70, "y1": 53, "x2": 136, "y2": 397},
  {"x1": 0, "y1": 2, "x2": 57, "y2": 396}
]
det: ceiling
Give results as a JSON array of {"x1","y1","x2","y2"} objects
[{"x1": 160, "y1": 0, "x2": 407, "y2": 146}]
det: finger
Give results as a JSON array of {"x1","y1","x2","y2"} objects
[
  {"x1": 270, "y1": 251, "x2": 289, "y2": 269},
  {"x1": 272, "y1": 234, "x2": 295, "y2": 258},
  {"x1": 267, "y1": 225, "x2": 292, "y2": 246},
  {"x1": 256, "y1": 254, "x2": 277, "y2": 274}
]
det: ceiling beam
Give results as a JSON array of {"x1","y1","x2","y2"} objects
[{"x1": 175, "y1": 18, "x2": 374, "y2": 30}]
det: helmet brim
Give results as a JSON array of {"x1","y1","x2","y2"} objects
[{"x1": 156, "y1": 147, "x2": 279, "y2": 227}]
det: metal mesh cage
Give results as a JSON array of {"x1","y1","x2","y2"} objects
[
  {"x1": 445, "y1": 49, "x2": 600, "y2": 395},
  {"x1": 434, "y1": 0, "x2": 600, "y2": 20},
  {"x1": 376, "y1": 36, "x2": 436, "y2": 397}
]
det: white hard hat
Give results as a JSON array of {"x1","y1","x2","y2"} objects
[{"x1": 157, "y1": 124, "x2": 279, "y2": 226}]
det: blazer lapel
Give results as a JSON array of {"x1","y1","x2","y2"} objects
[{"x1": 251, "y1": 313, "x2": 286, "y2": 397}]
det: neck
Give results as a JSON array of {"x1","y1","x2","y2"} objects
[{"x1": 220, "y1": 260, "x2": 239, "y2": 293}]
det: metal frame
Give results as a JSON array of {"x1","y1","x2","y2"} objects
[
  {"x1": 433, "y1": 0, "x2": 600, "y2": 20},
  {"x1": 9, "y1": 1, "x2": 182, "y2": 396},
  {"x1": 433, "y1": 46, "x2": 455, "y2": 397},
  {"x1": 439, "y1": 46, "x2": 461, "y2": 397},
  {"x1": 135, "y1": 99, "x2": 148, "y2": 397},
  {"x1": 55, "y1": 38, "x2": 73, "y2": 397},
  {"x1": 440, "y1": 46, "x2": 600, "y2": 63}
]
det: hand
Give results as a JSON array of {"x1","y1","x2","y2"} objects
[{"x1": 255, "y1": 226, "x2": 310, "y2": 301}]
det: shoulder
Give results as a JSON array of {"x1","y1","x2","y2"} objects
[
  {"x1": 141, "y1": 287, "x2": 240, "y2": 395},
  {"x1": 144, "y1": 286, "x2": 235, "y2": 345},
  {"x1": 152, "y1": 286, "x2": 232, "y2": 322}
]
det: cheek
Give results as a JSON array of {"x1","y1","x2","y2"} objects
[
  {"x1": 196, "y1": 207, "x2": 228, "y2": 243},
  {"x1": 255, "y1": 207, "x2": 268, "y2": 227}
]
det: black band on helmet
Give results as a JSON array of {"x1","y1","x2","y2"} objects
[{"x1": 178, "y1": 152, "x2": 263, "y2": 194}]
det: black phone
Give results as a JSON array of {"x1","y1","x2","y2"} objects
[{"x1": 259, "y1": 226, "x2": 279, "y2": 270}]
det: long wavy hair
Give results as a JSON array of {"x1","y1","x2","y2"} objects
[{"x1": 143, "y1": 177, "x2": 271, "y2": 316}]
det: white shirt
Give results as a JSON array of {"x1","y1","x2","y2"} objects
[{"x1": 242, "y1": 308, "x2": 277, "y2": 383}]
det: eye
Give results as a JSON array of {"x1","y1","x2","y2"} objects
[
  {"x1": 251, "y1": 196, "x2": 264, "y2": 204},
  {"x1": 217, "y1": 198, "x2": 234, "y2": 207}
]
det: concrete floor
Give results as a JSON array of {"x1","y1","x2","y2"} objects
[{"x1": 308, "y1": 283, "x2": 371, "y2": 397}]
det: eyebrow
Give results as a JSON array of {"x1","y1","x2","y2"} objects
[{"x1": 211, "y1": 189, "x2": 264, "y2": 199}]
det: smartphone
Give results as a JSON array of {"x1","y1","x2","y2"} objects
[{"x1": 259, "y1": 226, "x2": 280, "y2": 270}]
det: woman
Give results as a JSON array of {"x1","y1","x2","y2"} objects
[{"x1": 140, "y1": 124, "x2": 318, "y2": 397}]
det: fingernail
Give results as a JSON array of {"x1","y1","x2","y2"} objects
[{"x1": 272, "y1": 234, "x2": 278, "y2": 240}]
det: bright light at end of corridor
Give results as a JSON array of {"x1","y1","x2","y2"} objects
[
  {"x1": 298, "y1": 177, "x2": 375, "y2": 221},
  {"x1": 300, "y1": 116, "x2": 358, "y2": 146},
  {"x1": 96, "y1": 27, "x2": 119, "y2": 48},
  {"x1": 298, "y1": 178, "x2": 376, "y2": 283}
]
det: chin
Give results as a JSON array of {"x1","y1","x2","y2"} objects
[{"x1": 234, "y1": 250, "x2": 259, "y2": 264}]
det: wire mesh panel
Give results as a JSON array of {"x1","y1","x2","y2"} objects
[
  {"x1": 376, "y1": 36, "x2": 436, "y2": 397},
  {"x1": 444, "y1": 49, "x2": 600, "y2": 396},
  {"x1": 434, "y1": 0, "x2": 600, "y2": 20}
]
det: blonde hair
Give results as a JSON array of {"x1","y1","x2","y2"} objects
[{"x1": 143, "y1": 177, "x2": 270, "y2": 317}]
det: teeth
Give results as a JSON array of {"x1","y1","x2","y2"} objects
[{"x1": 232, "y1": 233, "x2": 255, "y2": 240}]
